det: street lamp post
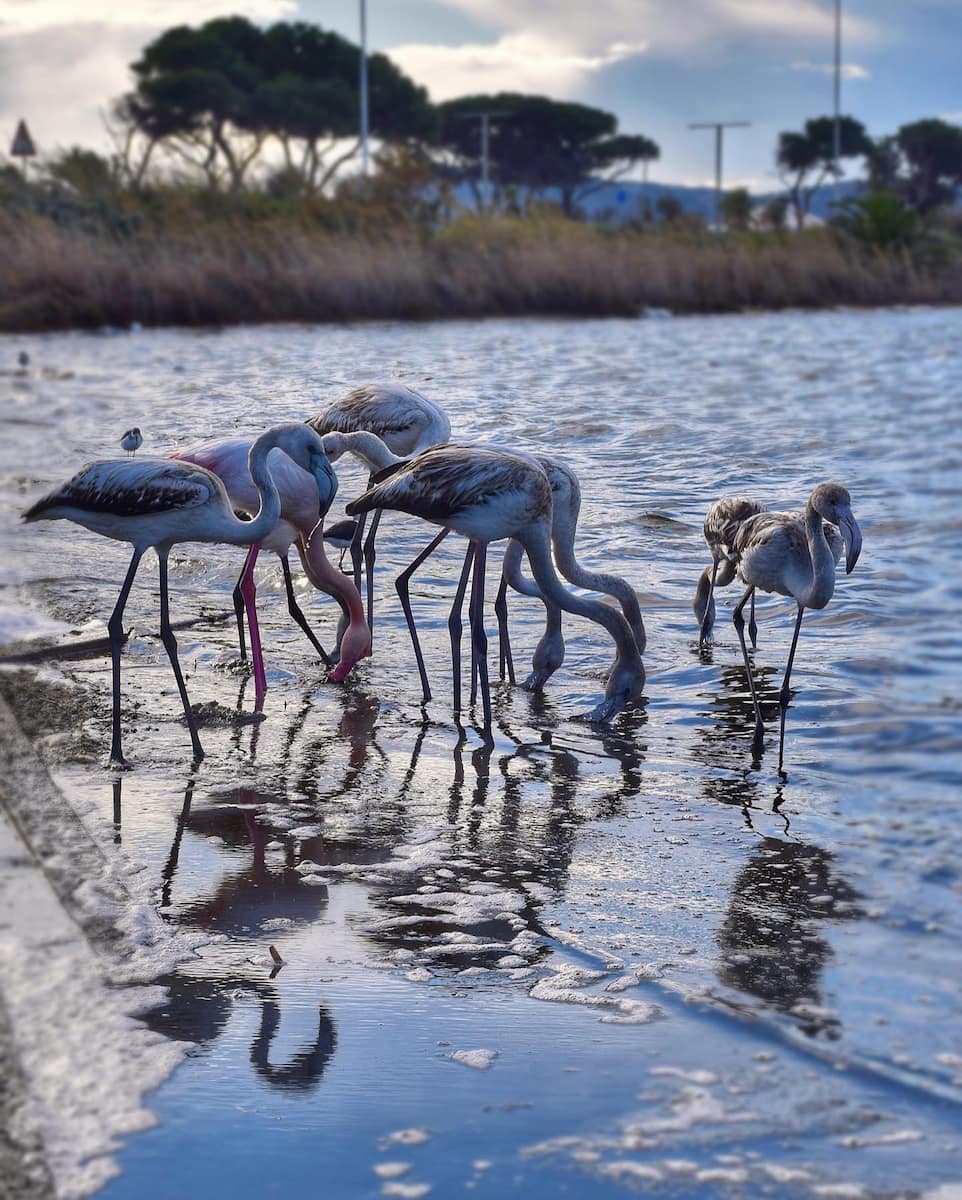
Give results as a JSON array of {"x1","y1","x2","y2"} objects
[
  {"x1": 833, "y1": 0, "x2": 842, "y2": 170},
  {"x1": 688, "y1": 121, "x2": 751, "y2": 227},
  {"x1": 359, "y1": 0, "x2": 370, "y2": 176}
]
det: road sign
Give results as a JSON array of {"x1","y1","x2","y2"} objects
[{"x1": 11, "y1": 119, "x2": 36, "y2": 158}]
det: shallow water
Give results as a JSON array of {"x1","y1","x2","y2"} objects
[{"x1": 1, "y1": 308, "x2": 961, "y2": 1198}]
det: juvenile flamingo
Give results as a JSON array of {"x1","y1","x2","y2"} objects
[
  {"x1": 22, "y1": 425, "x2": 337, "y2": 766},
  {"x1": 307, "y1": 383, "x2": 451, "y2": 632},
  {"x1": 493, "y1": 455, "x2": 646, "y2": 688},
  {"x1": 730, "y1": 482, "x2": 862, "y2": 771},
  {"x1": 172, "y1": 435, "x2": 371, "y2": 695},
  {"x1": 345, "y1": 444, "x2": 646, "y2": 731},
  {"x1": 693, "y1": 497, "x2": 767, "y2": 646}
]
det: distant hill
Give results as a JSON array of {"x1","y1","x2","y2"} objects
[{"x1": 452, "y1": 179, "x2": 864, "y2": 224}]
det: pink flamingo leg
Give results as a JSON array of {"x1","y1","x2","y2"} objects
[{"x1": 238, "y1": 545, "x2": 267, "y2": 699}]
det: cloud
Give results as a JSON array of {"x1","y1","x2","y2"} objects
[
  {"x1": 791, "y1": 59, "x2": 870, "y2": 80},
  {"x1": 939, "y1": 112, "x2": 962, "y2": 124},
  {"x1": 420, "y1": 0, "x2": 876, "y2": 57},
  {"x1": 390, "y1": 32, "x2": 648, "y2": 101},
  {"x1": 0, "y1": 0, "x2": 294, "y2": 34}
]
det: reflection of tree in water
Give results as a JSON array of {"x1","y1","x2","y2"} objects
[{"x1": 717, "y1": 837, "x2": 862, "y2": 1038}]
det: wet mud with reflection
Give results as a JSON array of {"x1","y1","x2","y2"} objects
[{"x1": 1, "y1": 309, "x2": 961, "y2": 1197}]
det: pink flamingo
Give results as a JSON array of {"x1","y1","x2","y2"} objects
[
  {"x1": 22, "y1": 425, "x2": 336, "y2": 766},
  {"x1": 308, "y1": 383, "x2": 451, "y2": 633},
  {"x1": 172, "y1": 435, "x2": 372, "y2": 697}
]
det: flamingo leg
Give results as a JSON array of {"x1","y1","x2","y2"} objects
[
  {"x1": 362, "y1": 507, "x2": 383, "y2": 637},
  {"x1": 232, "y1": 546, "x2": 257, "y2": 662},
  {"x1": 732, "y1": 585, "x2": 764, "y2": 753},
  {"x1": 470, "y1": 541, "x2": 492, "y2": 734},
  {"x1": 239, "y1": 545, "x2": 267, "y2": 699},
  {"x1": 449, "y1": 542, "x2": 476, "y2": 716},
  {"x1": 699, "y1": 558, "x2": 719, "y2": 646},
  {"x1": 493, "y1": 573, "x2": 516, "y2": 685},
  {"x1": 749, "y1": 590, "x2": 758, "y2": 650},
  {"x1": 157, "y1": 550, "x2": 204, "y2": 761},
  {"x1": 395, "y1": 528, "x2": 449, "y2": 704},
  {"x1": 349, "y1": 510, "x2": 368, "y2": 604},
  {"x1": 280, "y1": 554, "x2": 332, "y2": 667},
  {"x1": 107, "y1": 547, "x2": 143, "y2": 767},
  {"x1": 777, "y1": 605, "x2": 805, "y2": 775}
]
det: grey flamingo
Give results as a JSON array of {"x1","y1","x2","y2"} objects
[
  {"x1": 307, "y1": 383, "x2": 451, "y2": 633},
  {"x1": 22, "y1": 425, "x2": 337, "y2": 767},
  {"x1": 344, "y1": 444, "x2": 646, "y2": 732},
  {"x1": 730, "y1": 482, "x2": 862, "y2": 772},
  {"x1": 493, "y1": 455, "x2": 646, "y2": 688},
  {"x1": 693, "y1": 496, "x2": 767, "y2": 646}
]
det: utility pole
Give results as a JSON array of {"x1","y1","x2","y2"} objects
[
  {"x1": 688, "y1": 121, "x2": 751, "y2": 226},
  {"x1": 457, "y1": 111, "x2": 512, "y2": 207},
  {"x1": 833, "y1": 0, "x2": 842, "y2": 170},
  {"x1": 359, "y1": 0, "x2": 370, "y2": 176}
]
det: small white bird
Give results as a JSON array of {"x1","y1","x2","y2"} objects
[{"x1": 120, "y1": 427, "x2": 143, "y2": 457}]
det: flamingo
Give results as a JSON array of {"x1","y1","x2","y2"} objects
[
  {"x1": 492, "y1": 455, "x2": 646, "y2": 689},
  {"x1": 729, "y1": 482, "x2": 862, "y2": 772},
  {"x1": 307, "y1": 383, "x2": 451, "y2": 633},
  {"x1": 22, "y1": 424, "x2": 337, "y2": 766},
  {"x1": 172, "y1": 435, "x2": 371, "y2": 696},
  {"x1": 344, "y1": 444, "x2": 646, "y2": 731},
  {"x1": 693, "y1": 497, "x2": 767, "y2": 647},
  {"x1": 120, "y1": 427, "x2": 143, "y2": 457}
]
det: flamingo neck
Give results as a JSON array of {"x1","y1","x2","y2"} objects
[
  {"x1": 333, "y1": 431, "x2": 402, "y2": 474},
  {"x1": 503, "y1": 538, "x2": 543, "y2": 599},
  {"x1": 802, "y1": 500, "x2": 837, "y2": 610},
  {"x1": 300, "y1": 531, "x2": 365, "y2": 622},
  {"x1": 551, "y1": 496, "x2": 647, "y2": 653},
  {"x1": 520, "y1": 520, "x2": 642, "y2": 672},
  {"x1": 223, "y1": 436, "x2": 283, "y2": 546}
]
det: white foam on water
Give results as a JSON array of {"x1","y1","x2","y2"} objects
[
  {"x1": 373, "y1": 1162, "x2": 411, "y2": 1179},
  {"x1": 382, "y1": 1128, "x2": 432, "y2": 1147},
  {"x1": 450, "y1": 1048, "x2": 498, "y2": 1070},
  {"x1": 381, "y1": 1183, "x2": 431, "y2": 1199}
]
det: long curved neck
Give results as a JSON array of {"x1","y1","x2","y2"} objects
[
  {"x1": 551, "y1": 493, "x2": 647, "y2": 653},
  {"x1": 802, "y1": 501, "x2": 837, "y2": 610},
  {"x1": 520, "y1": 520, "x2": 642, "y2": 671},
  {"x1": 223, "y1": 437, "x2": 282, "y2": 545},
  {"x1": 300, "y1": 530, "x2": 365, "y2": 623},
  {"x1": 330, "y1": 431, "x2": 402, "y2": 473},
  {"x1": 503, "y1": 537, "x2": 543, "y2": 600}
]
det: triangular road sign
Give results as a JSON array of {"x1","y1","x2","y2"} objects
[{"x1": 11, "y1": 119, "x2": 36, "y2": 158}]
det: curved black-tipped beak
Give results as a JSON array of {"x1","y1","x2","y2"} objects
[
  {"x1": 313, "y1": 457, "x2": 339, "y2": 519},
  {"x1": 840, "y1": 509, "x2": 862, "y2": 574}
]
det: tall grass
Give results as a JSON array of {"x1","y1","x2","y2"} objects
[{"x1": 1, "y1": 211, "x2": 960, "y2": 332}]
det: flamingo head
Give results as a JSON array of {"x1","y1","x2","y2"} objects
[
  {"x1": 588, "y1": 657, "x2": 645, "y2": 724},
  {"x1": 521, "y1": 630, "x2": 565, "y2": 692},
  {"x1": 811, "y1": 482, "x2": 862, "y2": 574},
  {"x1": 327, "y1": 618, "x2": 372, "y2": 683}
]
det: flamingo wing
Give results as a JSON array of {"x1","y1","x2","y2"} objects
[{"x1": 23, "y1": 458, "x2": 218, "y2": 521}]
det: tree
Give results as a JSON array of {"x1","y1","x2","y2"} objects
[
  {"x1": 834, "y1": 190, "x2": 921, "y2": 249},
  {"x1": 896, "y1": 119, "x2": 962, "y2": 213},
  {"x1": 720, "y1": 187, "x2": 752, "y2": 231},
  {"x1": 436, "y1": 93, "x2": 658, "y2": 216},
  {"x1": 115, "y1": 18, "x2": 434, "y2": 192},
  {"x1": 776, "y1": 115, "x2": 872, "y2": 227}
]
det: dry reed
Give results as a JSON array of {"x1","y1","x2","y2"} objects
[{"x1": 1, "y1": 213, "x2": 960, "y2": 332}]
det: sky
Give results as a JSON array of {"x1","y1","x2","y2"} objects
[{"x1": 0, "y1": 0, "x2": 959, "y2": 189}]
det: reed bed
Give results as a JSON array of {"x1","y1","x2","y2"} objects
[{"x1": 1, "y1": 213, "x2": 960, "y2": 332}]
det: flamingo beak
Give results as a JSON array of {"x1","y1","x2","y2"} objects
[
  {"x1": 839, "y1": 508, "x2": 862, "y2": 574},
  {"x1": 314, "y1": 458, "x2": 338, "y2": 519}
]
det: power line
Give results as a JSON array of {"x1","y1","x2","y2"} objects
[{"x1": 688, "y1": 121, "x2": 751, "y2": 226}]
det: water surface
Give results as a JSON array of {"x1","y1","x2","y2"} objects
[{"x1": 1, "y1": 308, "x2": 961, "y2": 1197}]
